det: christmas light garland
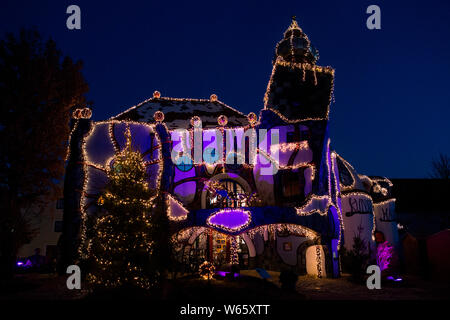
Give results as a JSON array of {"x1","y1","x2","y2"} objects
[
  {"x1": 247, "y1": 224, "x2": 319, "y2": 240},
  {"x1": 112, "y1": 94, "x2": 246, "y2": 122},
  {"x1": 206, "y1": 208, "x2": 252, "y2": 233},
  {"x1": 199, "y1": 261, "x2": 215, "y2": 280},
  {"x1": 78, "y1": 120, "x2": 163, "y2": 260},
  {"x1": 316, "y1": 246, "x2": 322, "y2": 278},
  {"x1": 166, "y1": 193, "x2": 189, "y2": 221},
  {"x1": 64, "y1": 119, "x2": 79, "y2": 161}
]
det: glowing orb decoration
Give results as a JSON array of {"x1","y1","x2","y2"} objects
[
  {"x1": 72, "y1": 107, "x2": 92, "y2": 119},
  {"x1": 81, "y1": 108, "x2": 92, "y2": 119},
  {"x1": 210, "y1": 94, "x2": 218, "y2": 102},
  {"x1": 190, "y1": 116, "x2": 202, "y2": 127},
  {"x1": 72, "y1": 109, "x2": 82, "y2": 119},
  {"x1": 247, "y1": 112, "x2": 257, "y2": 125},
  {"x1": 153, "y1": 90, "x2": 161, "y2": 98},
  {"x1": 217, "y1": 115, "x2": 228, "y2": 126},
  {"x1": 207, "y1": 208, "x2": 251, "y2": 232},
  {"x1": 153, "y1": 110, "x2": 165, "y2": 122}
]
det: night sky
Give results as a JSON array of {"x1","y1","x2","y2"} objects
[{"x1": 1, "y1": 0, "x2": 449, "y2": 178}]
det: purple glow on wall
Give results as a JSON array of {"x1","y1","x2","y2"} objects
[
  {"x1": 216, "y1": 271, "x2": 240, "y2": 278},
  {"x1": 376, "y1": 241, "x2": 394, "y2": 271},
  {"x1": 16, "y1": 259, "x2": 32, "y2": 267},
  {"x1": 174, "y1": 181, "x2": 197, "y2": 202},
  {"x1": 207, "y1": 209, "x2": 251, "y2": 232},
  {"x1": 174, "y1": 166, "x2": 196, "y2": 183}
]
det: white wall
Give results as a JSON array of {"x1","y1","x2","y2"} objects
[
  {"x1": 276, "y1": 235, "x2": 309, "y2": 265},
  {"x1": 18, "y1": 198, "x2": 62, "y2": 258}
]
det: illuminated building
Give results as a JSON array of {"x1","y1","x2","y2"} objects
[{"x1": 62, "y1": 18, "x2": 398, "y2": 278}]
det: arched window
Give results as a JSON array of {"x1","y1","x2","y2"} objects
[
  {"x1": 206, "y1": 179, "x2": 246, "y2": 208},
  {"x1": 175, "y1": 155, "x2": 193, "y2": 172}
]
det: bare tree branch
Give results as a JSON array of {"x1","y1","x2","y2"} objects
[{"x1": 430, "y1": 153, "x2": 450, "y2": 179}]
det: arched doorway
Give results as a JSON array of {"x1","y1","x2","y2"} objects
[
  {"x1": 206, "y1": 179, "x2": 247, "y2": 209},
  {"x1": 173, "y1": 227, "x2": 253, "y2": 270},
  {"x1": 201, "y1": 173, "x2": 252, "y2": 209}
]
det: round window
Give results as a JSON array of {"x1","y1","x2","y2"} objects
[{"x1": 175, "y1": 155, "x2": 193, "y2": 172}]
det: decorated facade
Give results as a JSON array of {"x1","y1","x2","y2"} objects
[{"x1": 61, "y1": 18, "x2": 399, "y2": 278}]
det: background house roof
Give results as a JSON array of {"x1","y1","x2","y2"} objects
[
  {"x1": 391, "y1": 179, "x2": 450, "y2": 238},
  {"x1": 391, "y1": 179, "x2": 450, "y2": 214}
]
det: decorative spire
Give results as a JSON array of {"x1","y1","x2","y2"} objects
[
  {"x1": 286, "y1": 16, "x2": 301, "y2": 32},
  {"x1": 275, "y1": 16, "x2": 319, "y2": 64}
]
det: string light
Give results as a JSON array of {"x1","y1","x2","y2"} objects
[
  {"x1": 263, "y1": 56, "x2": 334, "y2": 121},
  {"x1": 316, "y1": 246, "x2": 322, "y2": 278},
  {"x1": 64, "y1": 119, "x2": 79, "y2": 161},
  {"x1": 373, "y1": 198, "x2": 396, "y2": 207},
  {"x1": 295, "y1": 195, "x2": 330, "y2": 216},
  {"x1": 247, "y1": 223, "x2": 319, "y2": 240},
  {"x1": 72, "y1": 107, "x2": 92, "y2": 119},
  {"x1": 247, "y1": 112, "x2": 257, "y2": 126},
  {"x1": 153, "y1": 111, "x2": 165, "y2": 122},
  {"x1": 331, "y1": 151, "x2": 344, "y2": 249},
  {"x1": 166, "y1": 193, "x2": 189, "y2": 221},
  {"x1": 64, "y1": 18, "x2": 398, "y2": 282},
  {"x1": 270, "y1": 141, "x2": 309, "y2": 153},
  {"x1": 230, "y1": 236, "x2": 239, "y2": 265},
  {"x1": 78, "y1": 120, "x2": 163, "y2": 260},
  {"x1": 334, "y1": 153, "x2": 357, "y2": 191},
  {"x1": 199, "y1": 261, "x2": 215, "y2": 280},
  {"x1": 112, "y1": 95, "x2": 246, "y2": 122},
  {"x1": 217, "y1": 115, "x2": 228, "y2": 126},
  {"x1": 206, "y1": 208, "x2": 252, "y2": 233},
  {"x1": 85, "y1": 126, "x2": 158, "y2": 289}
]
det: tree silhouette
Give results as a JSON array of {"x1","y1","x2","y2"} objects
[
  {"x1": 430, "y1": 153, "x2": 450, "y2": 179},
  {"x1": 0, "y1": 29, "x2": 89, "y2": 279}
]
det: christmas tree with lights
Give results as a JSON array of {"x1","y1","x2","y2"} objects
[{"x1": 87, "y1": 128, "x2": 157, "y2": 289}]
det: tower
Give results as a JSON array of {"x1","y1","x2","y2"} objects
[{"x1": 264, "y1": 17, "x2": 334, "y2": 121}]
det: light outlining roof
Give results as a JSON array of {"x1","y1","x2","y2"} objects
[{"x1": 111, "y1": 95, "x2": 248, "y2": 130}]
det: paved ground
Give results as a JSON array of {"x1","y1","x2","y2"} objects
[
  {"x1": 1, "y1": 270, "x2": 448, "y2": 300},
  {"x1": 241, "y1": 270, "x2": 449, "y2": 300},
  {"x1": 0, "y1": 273, "x2": 87, "y2": 300}
]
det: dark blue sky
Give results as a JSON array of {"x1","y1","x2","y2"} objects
[{"x1": 1, "y1": 0, "x2": 449, "y2": 178}]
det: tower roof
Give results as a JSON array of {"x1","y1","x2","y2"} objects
[{"x1": 275, "y1": 16, "x2": 319, "y2": 64}]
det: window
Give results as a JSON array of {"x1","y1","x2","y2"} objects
[
  {"x1": 287, "y1": 132, "x2": 296, "y2": 143},
  {"x1": 206, "y1": 179, "x2": 246, "y2": 208},
  {"x1": 282, "y1": 171, "x2": 302, "y2": 198},
  {"x1": 375, "y1": 231, "x2": 385, "y2": 244},
  {"x1": 299, "y1": 127, "x2": 310, "y2": 141},
  {"x1": 283, "y1": 242, "x2": 292, "y2": 251},
  {"x1": 176, "y1": 155, "x2": 193, "y2": 172},
  {"x1": 54, "y1": 221, "x2": 63, "y2": 232},
  {"x1": 56, "y1": 198, "x2": 64, "y2": 210}
]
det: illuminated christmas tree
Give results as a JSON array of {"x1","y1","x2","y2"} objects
[{"x1": 87, "y1": 128, "x2": 156, "y2": 289}]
